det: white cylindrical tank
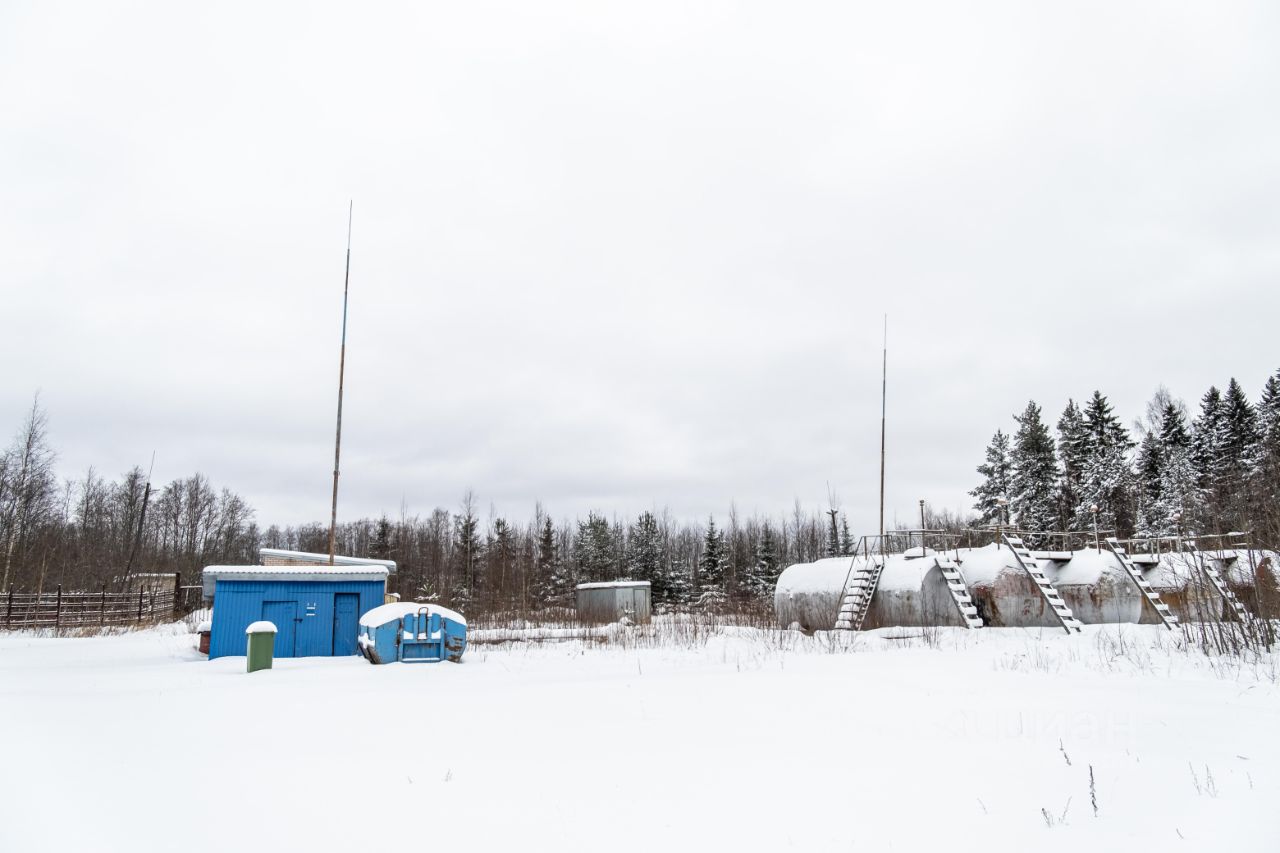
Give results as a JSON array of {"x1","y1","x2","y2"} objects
[
  {"x1": 774, "y1": 550, "x2": 969, "y2": 632},
  {"x1": 1044, "y1": 548, "x2": 1143, "y2": 624},
  {"x1": 774, "y1": 556, "x2": 863, "y2": 633},
  {"x1": 1143, "y1": 550, "x2": 1265, "y2": 622},
  {"x1": 774, "y1": 543, "x2": 1161, "y2": 631}
]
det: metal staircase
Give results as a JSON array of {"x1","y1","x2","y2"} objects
[
  {"x1": 833, "y1": 555, "x2": 886, "y2": 631},
  {"x1": 1104, "y1": 538, "x2": 1178, "y2": 630},
  {"x1": 933, "y1": 554, "x2": 983, "y2": 628},
  {"x1": 1188, "y1": 540, "x2": 1249, "y2": 622},
  {"x1": 1001, "y1": 534, "x2": 1083, "y2": 634}
]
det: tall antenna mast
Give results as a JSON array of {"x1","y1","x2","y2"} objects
[
  {"x1": 878, "y1": 315, "x2": 887, "y2": 556},
  {"x1": 328, "y1": 202, "x2": 353, "y2": 566}
]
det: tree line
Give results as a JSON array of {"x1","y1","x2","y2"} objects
[
  {"x1": 0, "y1": 397, "x2": 863, "y2": 609},
  {"x1": 970, "y1": 368, "x2": 1280, "y2": 544},
  {"x1": 262, "y1": 495, "x2": 864, "y2": 616},
  {"x1": 7, "y1": 366, "x2": 1277, "y2": 613},
  {"x1": 0, "y1": 398, "x2": 259, "y2": 595}
]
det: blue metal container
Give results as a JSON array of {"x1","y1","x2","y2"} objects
[
  {"x1": 358, "y1": 603, "x2": 467, "y2": 664},
  {"x1": 204, "y1": 567, "x2": 387, "y2": 659}
]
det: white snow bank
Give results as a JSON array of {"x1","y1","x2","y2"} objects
[
  {"x1": 244, "y1": 621, "x2": 276, "y2": 634},
  {"x1": 358, "y1": 601, "x2": 467, "y2": 628}
]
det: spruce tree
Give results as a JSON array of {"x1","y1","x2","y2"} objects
[
  {"x1": 370, "y1": 515, "x2": 392, "y2": 560},
  {"x1": 1220, "y1": 378, "x2": 1261, "y2": 479},
  {"x1": 454, "y1": 500, "x2": 481, "y2": 597},
  {"x1": 574, "y1": 512, "x2": 615, "y2": 583},
  {"x1": 743, "y1": 524, "x2": 780, "y2": 600},
  {"x1": 1260, "y1": 371, "x2": 1280, "y2": 451},
  {"x1": 1055, "y1": 400, "x2": 1088, "y2": 529},
  {"x1": 665, "y1": 557, "x2": 694, "y2": 608},
  {"x1": 485, "y1": 517, "x2": 515, "y2": 602},
  {"x1": 1009, "y1": 401, "x2": 1058, "y2": 534},
  {"x1": 626, "y1": 511, "x2": 664, "y2": 593},
  {"x1": 824, "y1": 509, "x2": 841, "y2": 558},
  {"x1": 1134, "y1": 431, "x2": 1164, "y2": 535},
  {"x1": 1159, "y1": 401, "x2": 1191, "y2": 451},
  {"x1": 1215, "y1": 378, "x2": 1262, "y2": 531},
  {"x1": 839, "y1": 516, "x2": 854, "y2": 556},
  {"x1": 970, "y1": 430, "x2": 1012, "y2": 526},
  {"x1": 1136, "y1": 402, "x2": 1195, "y2": 535},
  {"x1": 1073, "y1": 392, "x2": 1136, "y2": 533},
  {"x1": 1257, "y1": 370, "x2": 1280, "y2": 541},
  {"x1": 1192, "y1": 386, "x2": 1225, "y2": 491},
  {"x1": 1153, "y1": 441, "x2": 1199, "y2": 536},
  {"x1": 535, "y1": 515, "x2": 572, "y2": 605},
  {"x1": 696, "y1": 514, "x2": 727, "y2": 594}
]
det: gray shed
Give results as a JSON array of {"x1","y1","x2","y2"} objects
[{"x1": 575, "y1": 581, "x2": 652, "y2": 624}]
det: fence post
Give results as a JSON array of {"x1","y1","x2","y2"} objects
[
  {"x1": 55, "y1": 584, "x2": 63, "y2": 629},
  {"x1": 6, "y1": 585, "x2": 11, "y2": 629},
  {"x1": 138, "y1": 590, "x2": 144, "y2": 623},
  {"x1": 100, "y1": 584, "x2": 107, "y2": 627},
  {"x1": 173, "y1": 572, "x2": 182, "y2": 617}
]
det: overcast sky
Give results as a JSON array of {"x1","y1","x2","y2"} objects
[{"x1": 2, "y1": 2, "x2": 1278, "y2": 530}]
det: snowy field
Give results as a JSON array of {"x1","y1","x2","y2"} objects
[{"x1": 2, "y1": 622, "x2": 1278, "y2": 852}]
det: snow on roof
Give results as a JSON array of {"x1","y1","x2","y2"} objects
[
  {"x1": 258, "y1": 548, "x2": 396, "y2": 572},
  {"x1": 201, "y1": 564, "x2": 388, "y2": 599},
  {"x1": 359, "y1": 601, "x2": 467, "y2": 628},
  {"x1": 575, "y1": 581, "x2": 651, "y2": 590}
]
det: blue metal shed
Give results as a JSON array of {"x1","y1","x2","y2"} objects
[{"x1": 203, "y1": 565, "x2": 387, "y2": 660}]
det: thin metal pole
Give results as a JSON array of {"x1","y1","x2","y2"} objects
[
  {"x1": 329, "y1": 202, "x2": 353, "y2": 566},
  {"x1": 878, "y1": 316, "x2": 887, "y2": 557}
]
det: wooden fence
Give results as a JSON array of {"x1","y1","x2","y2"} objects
[{"x1": 3, "y1": 584, "x2": 191, "y2": 630}]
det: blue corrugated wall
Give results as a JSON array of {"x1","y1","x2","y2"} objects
[{"x1": 209, "y1": 579, "x2": 385, "y2": 659}]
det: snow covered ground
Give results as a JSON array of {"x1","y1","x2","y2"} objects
[{"x1": 2, "y1": 621, "x2": 1277, "y2": 852}]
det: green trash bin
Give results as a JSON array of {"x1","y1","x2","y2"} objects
[{"x1": 245, "y1": 621, "x2": 278, "y2": 673}]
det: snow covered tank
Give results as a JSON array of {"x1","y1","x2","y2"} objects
[
  {"x1": 358, "y1": 602, "x2": 467, "y2": 664},
  {"x1": 1041, "y1": 548, "x2": 1143, "y2": 624},
  {"x1": 775, "y1": 543, "x2": 1157, "y2": 631},
  {"x1": 1141, "y1": 549, "x2": 1277, "y2": 622},
  {"x1": 774, "y1": 550, "x2": 970, "y2": 632},
  {"x1": 952, "y1": 544, "x2": 1081, "y2": 628},
  {"x1": 864, "y1": 550, "x2": 972, "y2": 629},
  {"x1": 774, "y1": 556, "x2": 849, "y2": 633}
]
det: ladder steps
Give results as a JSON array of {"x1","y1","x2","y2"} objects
[
  {"x1": 1002, "y1": 533, "x2": 1082, "y2": 634},
  {"x1": 934, "y1": 555, "x2": 984, "y2": 630},
  {"x1": 832, "y1": 557, "x2": 887, "y2": 632},
  {"x1": 1104, "y1": 537, "x2": 1179, "y2": 630}
]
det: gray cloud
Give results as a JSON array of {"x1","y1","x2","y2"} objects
[{"x1": 3, "y1": 2, "x2": 1278, "y2": 528}]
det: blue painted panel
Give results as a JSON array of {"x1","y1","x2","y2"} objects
[
  {"x1": 332, "y1": 594, "x2": 359, "y2": 655},
  {"x1": 262, "y1": 601, "x2": 298, "y2": 657},
  {"x1": 208, "y1": 579, "x2": 385, "y2": 659},
  {"x1": 359, "y1": 606, "x2": 467, "y2": 664}
]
